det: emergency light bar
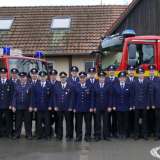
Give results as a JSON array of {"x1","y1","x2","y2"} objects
[
  {"x1": 101, "y1": 29, "x2": 136, "y2": 50},
  {"x1": 122, "y1": 29, "x2": 136, "y2": 37},
  {"x1": 34, "y1": 51, "x2": 44, "y2": 58},
  {"x1": 3, "y1": 47, "x2": 10, "y2": 55}
]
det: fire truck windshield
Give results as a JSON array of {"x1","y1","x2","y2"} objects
[
  {"x1": 0, "y1": 57, "x2": 47, "y2": 73},
  {"x1": 8, "y1": 58, "x2": 47, "y2": 73}
]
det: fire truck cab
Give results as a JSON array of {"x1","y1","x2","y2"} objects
[
  {"x1": 99, "y1": 29, "x2": 160, "y2": 74},
  {"x1": 0, "y1": 47, "x2": 49, "y2": 78}
]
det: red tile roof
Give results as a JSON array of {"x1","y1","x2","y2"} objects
[{"x1": 0, "y1": 5, "x2": 127, "y2": 56}]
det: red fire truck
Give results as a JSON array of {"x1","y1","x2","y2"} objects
[
  {"x1": 99, "y1": 29, "x2": 160, "y2": 75},
  {"x1": 0, "y1": 47, "x2": 50, "y2": 78}
]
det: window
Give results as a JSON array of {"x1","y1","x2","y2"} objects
[
  {"x1": 51, "y1": 17, "x2": 71, "y2": 29},
  {"x1": 84, "y1": 61, "x2": 96, "y2": 73},
  {"x1": 0, "y1": 18, "x2": 14, "y2": 30},
  {"x1": 128, "y1": 44, "x2": 154, "y2": 67}
]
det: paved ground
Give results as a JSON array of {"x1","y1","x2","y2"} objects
[{"x1": 0, "y1": 137, "x2": 159, "y2": 160}]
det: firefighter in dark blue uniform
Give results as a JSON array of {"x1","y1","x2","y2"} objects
[
  {"x1": 10, "y1": 68, "x2": 19, "y2": 136},
  {"x1": 126, "y1": 65, "x2": 136, "y2": 137},
  {"x1": 30, "y1": 68, "x2": 39, "y2": 85},
  {"x1": 153, "y1": 71, "x2": 160, "y2": 140},
  {"x1": 0, "y1": 68, "x2": 14, "y2": 138},
  {"x1": 49, "y1": 69, "x2": 59, "y2": 137},
  {"x1": 74, "y1": 72, "x2": 94, "y2": 142},
  {"x1": 86, "y1": 67, "x2": 98, "y2": 138},
  {"x1": 67, "y1": 66, "x2": 79, "y2": 139},
  {"x1": 134, "y1": 67, "x2": 149, "y2": 140},
  {"x1": 67, "y1": 66, "x2": 79, "y2": 86},
  {"x1": 33, "y1": 71, "x2": 52, "y2": 139},
  {"x1": 147, "y1": 65, "x2": 157, "y2": 137},
  {"x1": 10, "y1": 68, "x2": 19, "y2": 85},
  {"x1": 93, "y1": 70, "x2": 111, "y2": 141},
  {"x1": 30, "y1": 68, "x2": 39, "y2": 137},
  {"x1": 114, "y1": 71, "x2": 131, "y2": 139},
  {"x1": 106, "y1": 65, "x2": 118, "y2": 137},
  {"x1": 52, "y1": 72, "x2": 74, "y2": 141},
  {"x1": 12, "y1": 72, "x2": 32, "y2": 139}
]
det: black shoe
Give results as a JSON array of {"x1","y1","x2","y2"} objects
[
  {"x1": 56, "y1": 136, "x2": 62, "y2": 141},
  {"x1": 45, "y1": 136, "x2": 50, "y2": 140},
  {"x1": 112, "y1": 134, "x2": 118, "y2": 138},
  {"x1": 35, "y1": 136, "x2": 42, "y2": 140},
  {"x1": 7, "y1": 134, "x2": 13, "y2": 139},
  {"x1": 27, "y1": 136, "x2": 32, "y2": 140},
  {"x1": 66, "y1": 137, "x2": 72, "y2": 142},
  {"x1": 154, "y1": 137, "x2": 160, "y2": 141},
  {"x1": 134, "y1": 136, "x2": 139, "y2": 141},
  {"x1": 94, "y1": 137, "x2": 101, "y2": 142},
  {"x1": 85, "y1": 137, "x2": 91, "y2": 142},
  {"x1": 13, "y1": 135, "x2": 20, "y2": 140},
  {"x1": 104, "y1": 137, "x2": 111, "y2": 141},
  {"x1": 143, "y1": 136, "x2": 148, "y2": 140},
  {"x1": 75, "y1": 137, "x2": 82, "y2": 142}
]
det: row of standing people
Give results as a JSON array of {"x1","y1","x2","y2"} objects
[{"x1": 0, "y1": 64, "x2": 160, "y2": 142}]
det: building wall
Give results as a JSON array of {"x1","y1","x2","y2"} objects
[
  {"x1": 47, "y1": 55, "x2": 95, "y2": 75},
  {"x1": 113, "y1": 0, "x2": 160, "y2": 35},
  {"x1": 72, "y1": 56, "x2": 95, "y2": 72},
  {"x1": 47, "y1": 57, "x2": 69, "y2": 74}
]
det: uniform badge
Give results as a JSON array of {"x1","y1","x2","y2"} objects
[{"x1": 7, "y1": 87, "x2": 10, "y2": 91}]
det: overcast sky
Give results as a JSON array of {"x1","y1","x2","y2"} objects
[{"x1": 0, "y1": 0, "x2": 133, "y2": 6}]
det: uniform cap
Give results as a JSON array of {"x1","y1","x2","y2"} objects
[
  {"x1": 49, "y1": 69, "x2": 58, "y2": 75},
  {"x1": 0, "y1": 68, "x2": 7, "y2": 73},
  {"x1": 118, "y1": 71, "x2": 127, "y2": 78},
  {"x1": 127, "y1": 65, "x2": 135, "y2": 71},
  {"x1": 88, "y1": 67, "x2": 96, "y2": 73},
  {"x1": 19, "y1": 72, "x2": 27, "y2": 77},
  {"x1": 59, "y1": 72, "x2": 67, "y2": 78},
  {"x1": 30, "y1": 68, "x2": 38, "y2": 74},
  {"x1": 11, "y1": 68, "x2": 19, "y2": 74},
  {"x1": 136, "y1": 67, "x2": 145, "y2": 74},
  {"x1": 70, "y1": 66, "x2": 79, "y2": 72},
  {"x1": 79, "y1": 71, "x2": 87, "y2": 77},
  {"x1": 108, "y1": 65, "x2": 116, "y2": 71},
  {"x1": 98, "y1": 70, "x2": 106, "y2": 77},
  {"x1": 39, "y1": 71, "x2": 47, "y2": 77},
  {"x1": 148, "y1": 64, "x2": 156, "y2": 70}
]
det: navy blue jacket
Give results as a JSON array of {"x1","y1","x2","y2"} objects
[
  {"x1": 147, "y1": 76, "x2": 158, "y2": 107},
  {"x1": 67, "y1": 77, "x2": 79, "y2": 107},
  {"x1": 93, "y1": 82, "x2": 111, "y2": 111},
  {"x1": 52, "y1": 82, "x2": 74, "y2": 111},
  {"x1": 86, "y1": 78, "x2": 98, "y2": 88},
  {"x1": 74, "y1": 83, "x2": 94, "y2": 112},
  {"x1": 0, "y1": 79, "x2": 14, "y2": 109},
  {"x1": 134, "y1": 79, "x2": 149, "y2": 109},
  {"x1": 153, "y1": 78, "x2": 160, "y2": 108},
  {"x1": 126, "y1": 77, "x2": 137, "y2": 107},
  {"x1": 33, "y1": 81, "x2": 52, "y2": 111},
  {"x1": 105, "y1": 77, "x2": 119, "y2": 107},
  {"x1": 113, "y1": 82, "x2": 131, "y2": 112},
  {"x1": 12, "y1": 83, "x2": 32, "y2": 110},
  {"x1": 30, "y1": 80, "x2": 40, "y2": 108},
  {"x1": 67, "y1": 77, "x2": 79, "y2": 87}
]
